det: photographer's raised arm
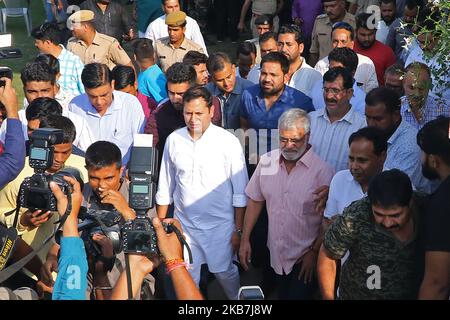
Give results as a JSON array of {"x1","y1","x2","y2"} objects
[
  {"x1": 153, "y1": 218, "x2": 203, "y2": 300},
  {"x1": 111, "y1": 217, "x2": 203, "y2": 300},
  {"x1": 50, "y1": 176, "x2": 88, "y2": 300},
  {"x1": 0, "y1": 77, "x2": 25, "y2": 188}
]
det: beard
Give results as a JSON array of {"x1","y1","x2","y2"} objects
[
  {"x1": 281, "y1": 144, "x2": 307, "y2": 162},
  {"x1": 422, "y1": 160, "x2": 440, "y2": 180}
]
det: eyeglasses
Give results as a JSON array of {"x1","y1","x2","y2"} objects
[
  {"x1": 323, "y1": 87, "x2": 347, "y2": 95},
  {"x1": 279, "y1": 135, "x2": 306, "y2": 145}
]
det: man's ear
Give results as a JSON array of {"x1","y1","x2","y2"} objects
[
  {"x1": 111, "y1": 79, "x2": 115, "y2": 90},
  {"x1": 209, "y1": 104, "x2": 215, "y2": 119},
  {"x1": 298, "y1": 43, "x2": 304, "y2": 55},
  {"x1": 380, "y1": 150, "x2": 387, "y2": 163},
  {"x1": 120, "y1": 166, "x2": 125, "y2": 177}
]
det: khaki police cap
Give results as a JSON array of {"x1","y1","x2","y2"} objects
[
  {"x1": 165, "y1": 11, "x2": 187, "y2": 26},
  {"x1": 69, "y1": 10, "x2": 94, "y2": 24}
]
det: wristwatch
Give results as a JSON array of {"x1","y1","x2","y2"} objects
[{"x1": 234, "y1": 229, "x2": 243, "y2": 237}]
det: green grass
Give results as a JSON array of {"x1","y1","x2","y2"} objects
[{"x1": 1, "y1": 1, "x2": 45, "y2": 104}]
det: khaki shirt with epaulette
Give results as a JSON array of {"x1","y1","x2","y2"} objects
[
  {"x1": 155, "y1": 36, "x2": 204, "y2": 73},
  {"x1": 67, "y1": 31, "x2": 131, "y2": 70},
  {"x1": 310, "y1": 12, "x2": 356, "y2": 60}
]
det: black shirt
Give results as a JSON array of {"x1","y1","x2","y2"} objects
[
  {"x1": 80, "y1": 0, "x2": 135, "y2": 42},
  {"x1": 425, "y1": 175, "x2": 450, "y2": 252}
]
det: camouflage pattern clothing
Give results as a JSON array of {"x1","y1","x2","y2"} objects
[{"x1": 324, "y1": 195, "x2": 427, "y2": 300}]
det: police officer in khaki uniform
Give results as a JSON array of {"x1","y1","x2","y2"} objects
[
  {"x1": 155, "y1": 11, "x2": 205, "y2": 73},
  {"x1": 67, "y1": 10, "x2": 133, "y2": 70},
  {"x1": 309, "y1": 0, "x2": 356, "y2": 66}
]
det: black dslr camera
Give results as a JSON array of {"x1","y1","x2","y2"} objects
[
  {"x1": 77, "y1": 208, "x2": 123, "y2": 257},
  {"x1": 121, "y1": 140, "x2": 160, "y2": 256},
  {"x1": 18, "y1": 128, "x2": 75, "y2": 211}
]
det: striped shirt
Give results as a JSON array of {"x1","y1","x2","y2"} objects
[
  {"x1": 245, "y1": 148, "x2": 334, "y2": 275},
  {"x1": 57, "y1": 45, "x2": 85, "y2": 96},
  {"x1": 400, "y1": 94, "x2": 450, "y2": 130},
  {"x1": 383, "y1": 119, "x2": 434, "y2": 193},
  {"x1": 309, "y1": 107, "x2": 367, "y2": 172}
]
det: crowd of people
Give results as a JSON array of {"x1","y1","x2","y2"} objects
[{"x1": 0, "y1": 0, "x2": 448, "y2": 300}]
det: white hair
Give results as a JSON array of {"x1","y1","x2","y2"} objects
[{"x1": 278, "y1": 108, "x2": 310, "y2": 133}]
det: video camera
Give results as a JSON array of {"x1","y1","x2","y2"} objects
[
  {"x1": 18, "y1": 128, "x2": 77, "y2": 212},
  {"x1": 121, "y1": 135, "x2": 160, "y2": 257}
]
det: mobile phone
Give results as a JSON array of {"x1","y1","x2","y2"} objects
[{"x1": 238, "y1": 286, "x2": 264, "y2": 300}]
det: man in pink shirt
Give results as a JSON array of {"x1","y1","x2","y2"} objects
[
  {"x1": 353, "y1": 12, "x2": 396, "y2": 85},
  {"x1": 239, "y1": 108, "x2": 334, "y2": 299}
]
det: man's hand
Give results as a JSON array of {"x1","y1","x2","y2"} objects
[
  {"x1": 0, "y1": 77, "x2": 19, "y2": 119},
  {"x1": 92, "y1": 233, "x2": 115, "y2": 274},
  {"x1": 237, "y1": 21, "x2": 246, "y2": 33},
  {"x1": 313, "y1": 185, "x2": 329, "y2": 214},
  {"x1": 49, "y1": 176, "x2": 82, "y2": 218},
  {"x1": 297, "y1": 250, "x2": 318, "y2": 283},
  {"x1": 41, "y1": 254, "x2": 58, "y2": 287},
  {"x1": 239, "y1": 238, "x2": 252, "y2": 271},
  {"x1": 231, "y1": 232, "x2": 240, "y2": 255},
  {"x1": 20, "y1": 210, "x2": 53, "y2": 230},
  {"x1": 294, "y1": 17, "x2": 303, "y2": 26},
  {"x1": 100, "y1": 189, "x2": 135, "y2": 220},
  {"x1": 152, "y1": 217, "x2": 184, "y2": 261},
  {"x1": 128, "y1": 253, "x2": 157, "y2": 276},
  {"x1": 36, "y1": 280, "x2": 53, "y2": 299}
]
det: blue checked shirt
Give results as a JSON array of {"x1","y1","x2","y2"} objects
[
  {"x1": 400, "y1": 94, "x2": 450, "y2": 130},
  {"x1": 383, "y1": 119, "x2": 434, "y2": 193},
  {"x1": 58, "y1": 46, "x2": 85, "y2": 96}
]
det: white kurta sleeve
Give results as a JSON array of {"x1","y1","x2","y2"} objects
[
  {"x1": 190, "y1": 19, "x2": 208, "y2": 56},
  {"x1": 129, "y1": 96, "x2": 146, "y2": 134},
  {"x1": 228, "y1": 136, "x2": 248, "y2": 208},
  {"x1": 155, "y1": 138, "x2": 176, "y2": 205},
  {"x1": 75, "y1": 117, "x2": 94, "y2": 152}
]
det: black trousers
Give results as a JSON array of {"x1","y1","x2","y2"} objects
[{"x1": 214, "y1": 0, "x2": 242, "y2": 41}]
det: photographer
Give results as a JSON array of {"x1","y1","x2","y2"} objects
[
  {"x1": 82, "y1": 141, "x2": 137, "y2": 299},
  {"x1": 111, "y1": 218, "x2": 203, "y2": 300},
  {"x1": 0, "y1": 77, "x2": 25, "y2": 189},
  {"x1": 43, "y1": 141, "x2": 154, "y2": 300},
  {"x1": 0, "y1": 115, "x2": 87, "y2": 263}
]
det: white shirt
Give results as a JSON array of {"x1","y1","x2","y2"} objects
[
  {"x1": 156, "y1": 124, "x2": 248, "y2": 271},
  {"x1": 405, "y1": 46, "x2": 450, "y2": 101},
  {"x1": 68, "y1": 90, "x2": 145, "y2": 164},
  {"x1": 324, "y1": 169, "x2": 366, "y2": 219},
  {"x1": 247, "y1": 64, "x2": 261, "y2": 84},
  {"x1": 376, "y1": 20, "x2": 390, "y2": 44},
  {"x1": 14, "y1": 109, "x2": 94, "y2": 152},
  {"x1": 314, "y1": 53, "x2": 379, "y2": 94},
  {"x1": 0, "y1": 93, "x2": 94, "y2": 152},
  {"x1": 144, "y1": 14, "x2": 208, "y2": 56},
  {"x1": 287, "y1": 58, "x2": 322, "y2": 98},
  {"x1": 309, "y1": 107, "x2": 367, "y2": 172},
  {"x1": 310, "y1": 79, "x2": 366, "y2": 115}
]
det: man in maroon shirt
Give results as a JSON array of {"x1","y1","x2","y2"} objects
[
  {"x1": 146, "y1": 62, "x2": 222, "y2": 163},
  {"x1": 353, "y1": 13, "x2": 396, "y2": 85}
]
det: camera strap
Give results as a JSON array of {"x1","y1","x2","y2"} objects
[
  {"x1": 0, "y1": 193, "x2": 73, "y2": 284},
  {"x1": 0, "y1": 227, "x2": 18, "y2": 271}
]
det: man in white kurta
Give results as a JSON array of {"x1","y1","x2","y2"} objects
[{"x1": 155, "y1": 86, "x2": 248, "y2": 300}]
